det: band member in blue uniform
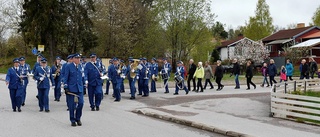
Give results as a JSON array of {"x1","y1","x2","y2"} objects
[
  {"x1": 105, "y1": 60, "x2": 113, "y2": 95},
  {"x1": 174, "y1": 61, "x2": 189, "y2": 95},
  {"x1": 32, "y1": 54, "x2": 43, "y2": 74},
  {"x1": 108, "y1": 57, "x2": 122, "y2": 102},
  {"x1": 6, "y1": 58, "x2": 24, "y2": 112},
  {"x1": 162, "y1": 58, "x2": 171, "y2": 93},
  {"x1": 140, "y1": 57, "x2": 151, "y2": 97},
  {"x1": 150, "y1": 58, "x2": 158, "y2": 92},
  {"x1": 51, "y1": 56, "x2": 63, "y2": 101},
  {"x1": 137, "y1": 58, "x2": 143, "y2": 95},
  {"x1": 63, "y1": 53, "x2": 85, "y2": 127},
  {"x1": 19, "y1": 56, "x2": 31, "y2": 106},
  {"x1": 33, "y1": 58, "x2": 55, "y2": 112},
  {"x1": 84, "y1": 53, "x2": 103, "y2": 111},
  {"x1": 127, "y1": 59, "x2": 137, "y2": 99},
  {"x1": 81, "y1": 56, "x2": 87, "y2": 95},
  {"x1": 120, "y1": 60, "x2": 127, "y2": 93},
  {"x1": 61, "y1": 54, "x2": 74, "y2": 84}
]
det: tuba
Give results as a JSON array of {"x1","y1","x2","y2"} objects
[{"x1": 130, "y1": 59, "x2": 140, "y2": 79}]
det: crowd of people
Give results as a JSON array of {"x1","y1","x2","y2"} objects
[{"x1": 5, "y1": 53, "x2": 319, "y2": 126}]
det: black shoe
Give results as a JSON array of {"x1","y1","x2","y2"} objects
[
  {"x1": 254, "y1": 85, "x2": 256, "y2": 89},
  {"x1": 260, "y1": 85, "x2": 264, "y2": 87},
  {"x1": 22, "y1": 102, "x2": 25, "y2": 106},
  {"x1": 186, "y1": 91, "x2": 189, "y2": 95},
  {"x1": 173, "y1": 93, "x2": 178, "y2": 95},
  {"x1": 200, "y1": 90, "x2": 203, "y2": 92},
  {"x1": 130, "y1": 96, "x2": 135, "y2": 100},
  {"x1": 142, "y1": 95, "x2": 149, "y2": 97},
  {"x1": 67, "y1": 108, "x2": 69, "y2": 111},
  {"x1": 114, "y1": 100, "x2": 120, "y2": 102},
  {"x1": 137, "y1": 93, "x2": 142, "y2": 95},
  {"x1": 96, "y1": 107, "x2": 100, "y2": 111},
  {"x1": 45, "y1": 110, "x2": 50, "y2": 112},
  {"x1": 266, "y1": 85, "x2": 270, "y2": 87},
  {"x1": 210, "y1": 87, "x2": 214, "y2": 89},
  {"x1": 71, "y1": 122, "x2": 77, "y2": 127},
  {"x1": 216, "y1": 88, "x2": 221, "y2": 91},
  {"x1": 121, "y1": 90, "x2": 125, "y2": 93},
  {"x1": 235, "y1": 87, "x2": 240, "y2": 89},
  {"x1": 76, "y1": 120, "x2": 82, "y2": 126},
  {"x1": 104, "y1": 93, "x2": 109, "y2": 95},
  {"x1": 221, "y1": 85, "x2": 224, "y2": 89},
  {"x1": 39, "y1": 109, "x2": 43, "y2": 112},
  {"x1": 246, "y1": 88, "x2": 250, "y2": 90},
  {"x1": 18, "y1": 108, "x2": 22, "y2": 112},
  {"x1": 192, "y1": 89, "x2": 196, "y2": 91},
  {"x1": 54, "y1": 99, "x2": 57, "y2": 101},
  {"x1": 13, "y1": 109, "x2": 16, "y2": 112},
  {"x1": 91, "y1": 108, "x2": 95, "y2": 111},
  {"x1": 57, "y1": 99, "x2": 60, "y2": 102},
  {"x1": 164, "y1": 91, "x2": 169, "y2": 94},
  {"x1": 36, "y1": 95, "x2": 39, "y2": 99}
]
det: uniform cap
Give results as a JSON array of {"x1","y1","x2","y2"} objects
[
  {"x1": 41, "y1": 58, "x2": 47, "y2": 63},
  {"x1": 19, "y1": 56, "x2": 26, "y2": 61},
  {"x1": 13, "y1": 58, "x2": 20, "y2": 63},
  {"x1": 90, "y1": 53, "x2": 97, "y2": 57},
  {"x1": 73, "y1": 53, "x2": 81, "y2": 58}
]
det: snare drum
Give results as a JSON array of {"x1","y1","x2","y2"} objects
[
  {"x1": 174, "y1": 75, "x2": 183, "y2": 84},
  {"x1": 161, "y1": 69, "x2": 168, "y2": 80}
]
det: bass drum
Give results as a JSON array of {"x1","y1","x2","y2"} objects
[{"x1": 161, "y1": 69, "x2": 168, "y2": 80}]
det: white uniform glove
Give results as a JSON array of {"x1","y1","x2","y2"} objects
[
  {"x1": 136, "y1": 76, "x2": 139, "y2": 80},
  {"x1": 40, "y1": 77, "x2": 44, "y2": 81}
]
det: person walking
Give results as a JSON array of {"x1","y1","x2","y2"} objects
[
  {"x1": 285, "y1": 59, "x2": 294, "y2": 81},
  {"x1": 260, "y1": 62, "x2": 269, "y2": 87},
  {"x1": 187, "y1": 59, "x2": 197, "y2": 91},
  {"x1": 300, "y1": 59, "x2": 309, "y2": 79},
  {"x1": 279, "y1": 66, "x2": 287, "y2": 83},
  {"x1": 245, "y1": 60, "x2": 256, "y2": 90},
  {"x1": 309, "y1": 57, "x2": 318, "y2": 79},
  {"x1": 193, "y1": 62, "x2": 204, "y2": 92},
  {"x1": 214, "y1": 60, "x2": 224, "y2": 91},
  {"x1": 231, "y1": 58, "x2": 241, "y2": 89},
  {"x1": 268, "y1": 59, "x2": 277, "y2": 86},
  {"x1": 203, "y1": 61, "x2": 214, "y2": 90}
]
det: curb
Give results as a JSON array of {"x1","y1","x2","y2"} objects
[{"x1": 132, "y1": 109, "x2": 255, "y2": 137}]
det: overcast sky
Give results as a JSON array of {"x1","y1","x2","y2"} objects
[{"x1": 211, "y1": 0, "x2": 320, "y2": 29}]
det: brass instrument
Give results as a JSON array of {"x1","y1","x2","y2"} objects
[
  {"x1": 152, "y1": 74, "x2": 158, "y2": 81},
  {"x1": 130, "y1": 59, "x2": 140, "y2": 79},
  {"x1": 53, "y1": 64, "x2": 62, "y2": 79}
]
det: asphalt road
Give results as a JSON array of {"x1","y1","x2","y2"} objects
[{"x1": 0, "y1": 75, "x2": 225, "y2": 137}]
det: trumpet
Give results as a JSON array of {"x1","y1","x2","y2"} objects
[{"x1": 53, "y1": 64, "x2": 62, "y2": 79}]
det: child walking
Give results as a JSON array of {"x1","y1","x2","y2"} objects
[
  {"x1": 280, "y1": 65, "x2": 287, "y2": 83},
  {"x1": 261, "y1": 63, "x2": 269, "y2": 87}
]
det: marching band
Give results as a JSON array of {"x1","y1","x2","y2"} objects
[{"x1": 5, "y1": 53, "x2": 191, "y2": 126}]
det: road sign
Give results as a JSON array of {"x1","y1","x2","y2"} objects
[
  {"x1": 32, "y1": 47, "x2": 38, "y2": 55},
  {"x1": 38, "y1": 45, "x2": 44, "y2": 52}
]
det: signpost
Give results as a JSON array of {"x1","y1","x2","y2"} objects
[
  {"x1": 38, "y1": 45, "x2": 44, "y2": 52},
  {"x1": 32, "y1": 47, "x2": 38, "y2": 55}
]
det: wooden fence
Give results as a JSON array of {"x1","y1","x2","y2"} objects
[{"x1": 271, "y1": 79, "x2": 320, "y2": 125}]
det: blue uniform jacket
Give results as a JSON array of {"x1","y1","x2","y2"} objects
[
  {"x1": 33, "y1": 66, "x2": 55, "y2": 88},
  {"x1": 163, "y1": 63, "x2": 171, "y2": 76},
  {"x1": 32, "y1": 62, "x2": 40, "y2": 74},
  {"x1": 6, "y1": 67, "x2": 23, "y2": 89},
  {"x1": 85, "y1": 62, "x2": 103, "y2": 86},
  {"x1": 20, "y1": 63, "x2": 31, "y2": 85},
  {"x1": 108, "y1": 64, "x2": 122, "y2": 83},
  {"x1": 150, "y1": 63, "x2": 159, "y2": 76},
  {"x1": 139, "y1": 63, "x2": 151, "y2": 79},
  {"x1": 176, "y1": 66, "x2": 185, "y2": 78},
  {"x1": 64, "y1": 63, "x2": 84, "y2": 93}
]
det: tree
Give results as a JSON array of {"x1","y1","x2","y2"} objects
[
  {"x1": 243, "y1": 0, "x2": 274, "y2": 41},
  {"x1": 156, "y1": 0, "x2": 215, "y2": 69},
  {"x1": 312, "y1": 5, "x2": 320, "y2": 26},
  {"x1": 211, "y1": 21, "x2": 228, "y2": 40},
  {"x1": 282, "y1": 47, "x2": 312, "y2": 65}
]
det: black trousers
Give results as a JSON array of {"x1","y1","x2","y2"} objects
[
  {"x1": 246, "y1": 76, "x2": 256, "y2": 89},
  {"x1": 196, "y1": 78, "x2": 203, "y2": 91},
  {"x1": 215, "y1": 77, "x2": 223, "y2": 89},
  {"x1": 269, "y1": 76, "x2": 277, "y2": 86},
  {"x1": 187, "y1": 75, "x2": 196, "y2": 91},
  {"x1": 204, "y1": 79, "x2": 214, "y2": 89}
]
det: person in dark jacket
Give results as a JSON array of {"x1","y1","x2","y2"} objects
[
  {"x1": 309, "y1": 57, "x2": 318, "y2": 79},
  {"x1": 245, "y1": 60, "x2": 256, "y2": 90},
  {"x1": 231, "y1": 58, "x2": 240, "y2": 89},
  {"x1": 187, "y1": 59, "x2": 197, "y2": 91},
  {"x1": 268, "y1": 59, "x2": 277, "y2": 86},
  {"x1": 214, "y1": 60, "x2": 224, "y2": 91},
  {"x1": 300, "y1": 59, "x2": 309, "y2": 79}
]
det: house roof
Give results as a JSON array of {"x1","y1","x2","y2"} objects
[
  {"x1": 262, "y1": 26, "x2": 315, "y2": 42},
  {"x1": 216, "y1": 36, "x2": 244, "y2": 49},
  {"x1": 290, "y1": 38, "x2": 320, "y2": 48},
  {"x1": 302, "y1": 31, "x2": 320, "y2": 39}
]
